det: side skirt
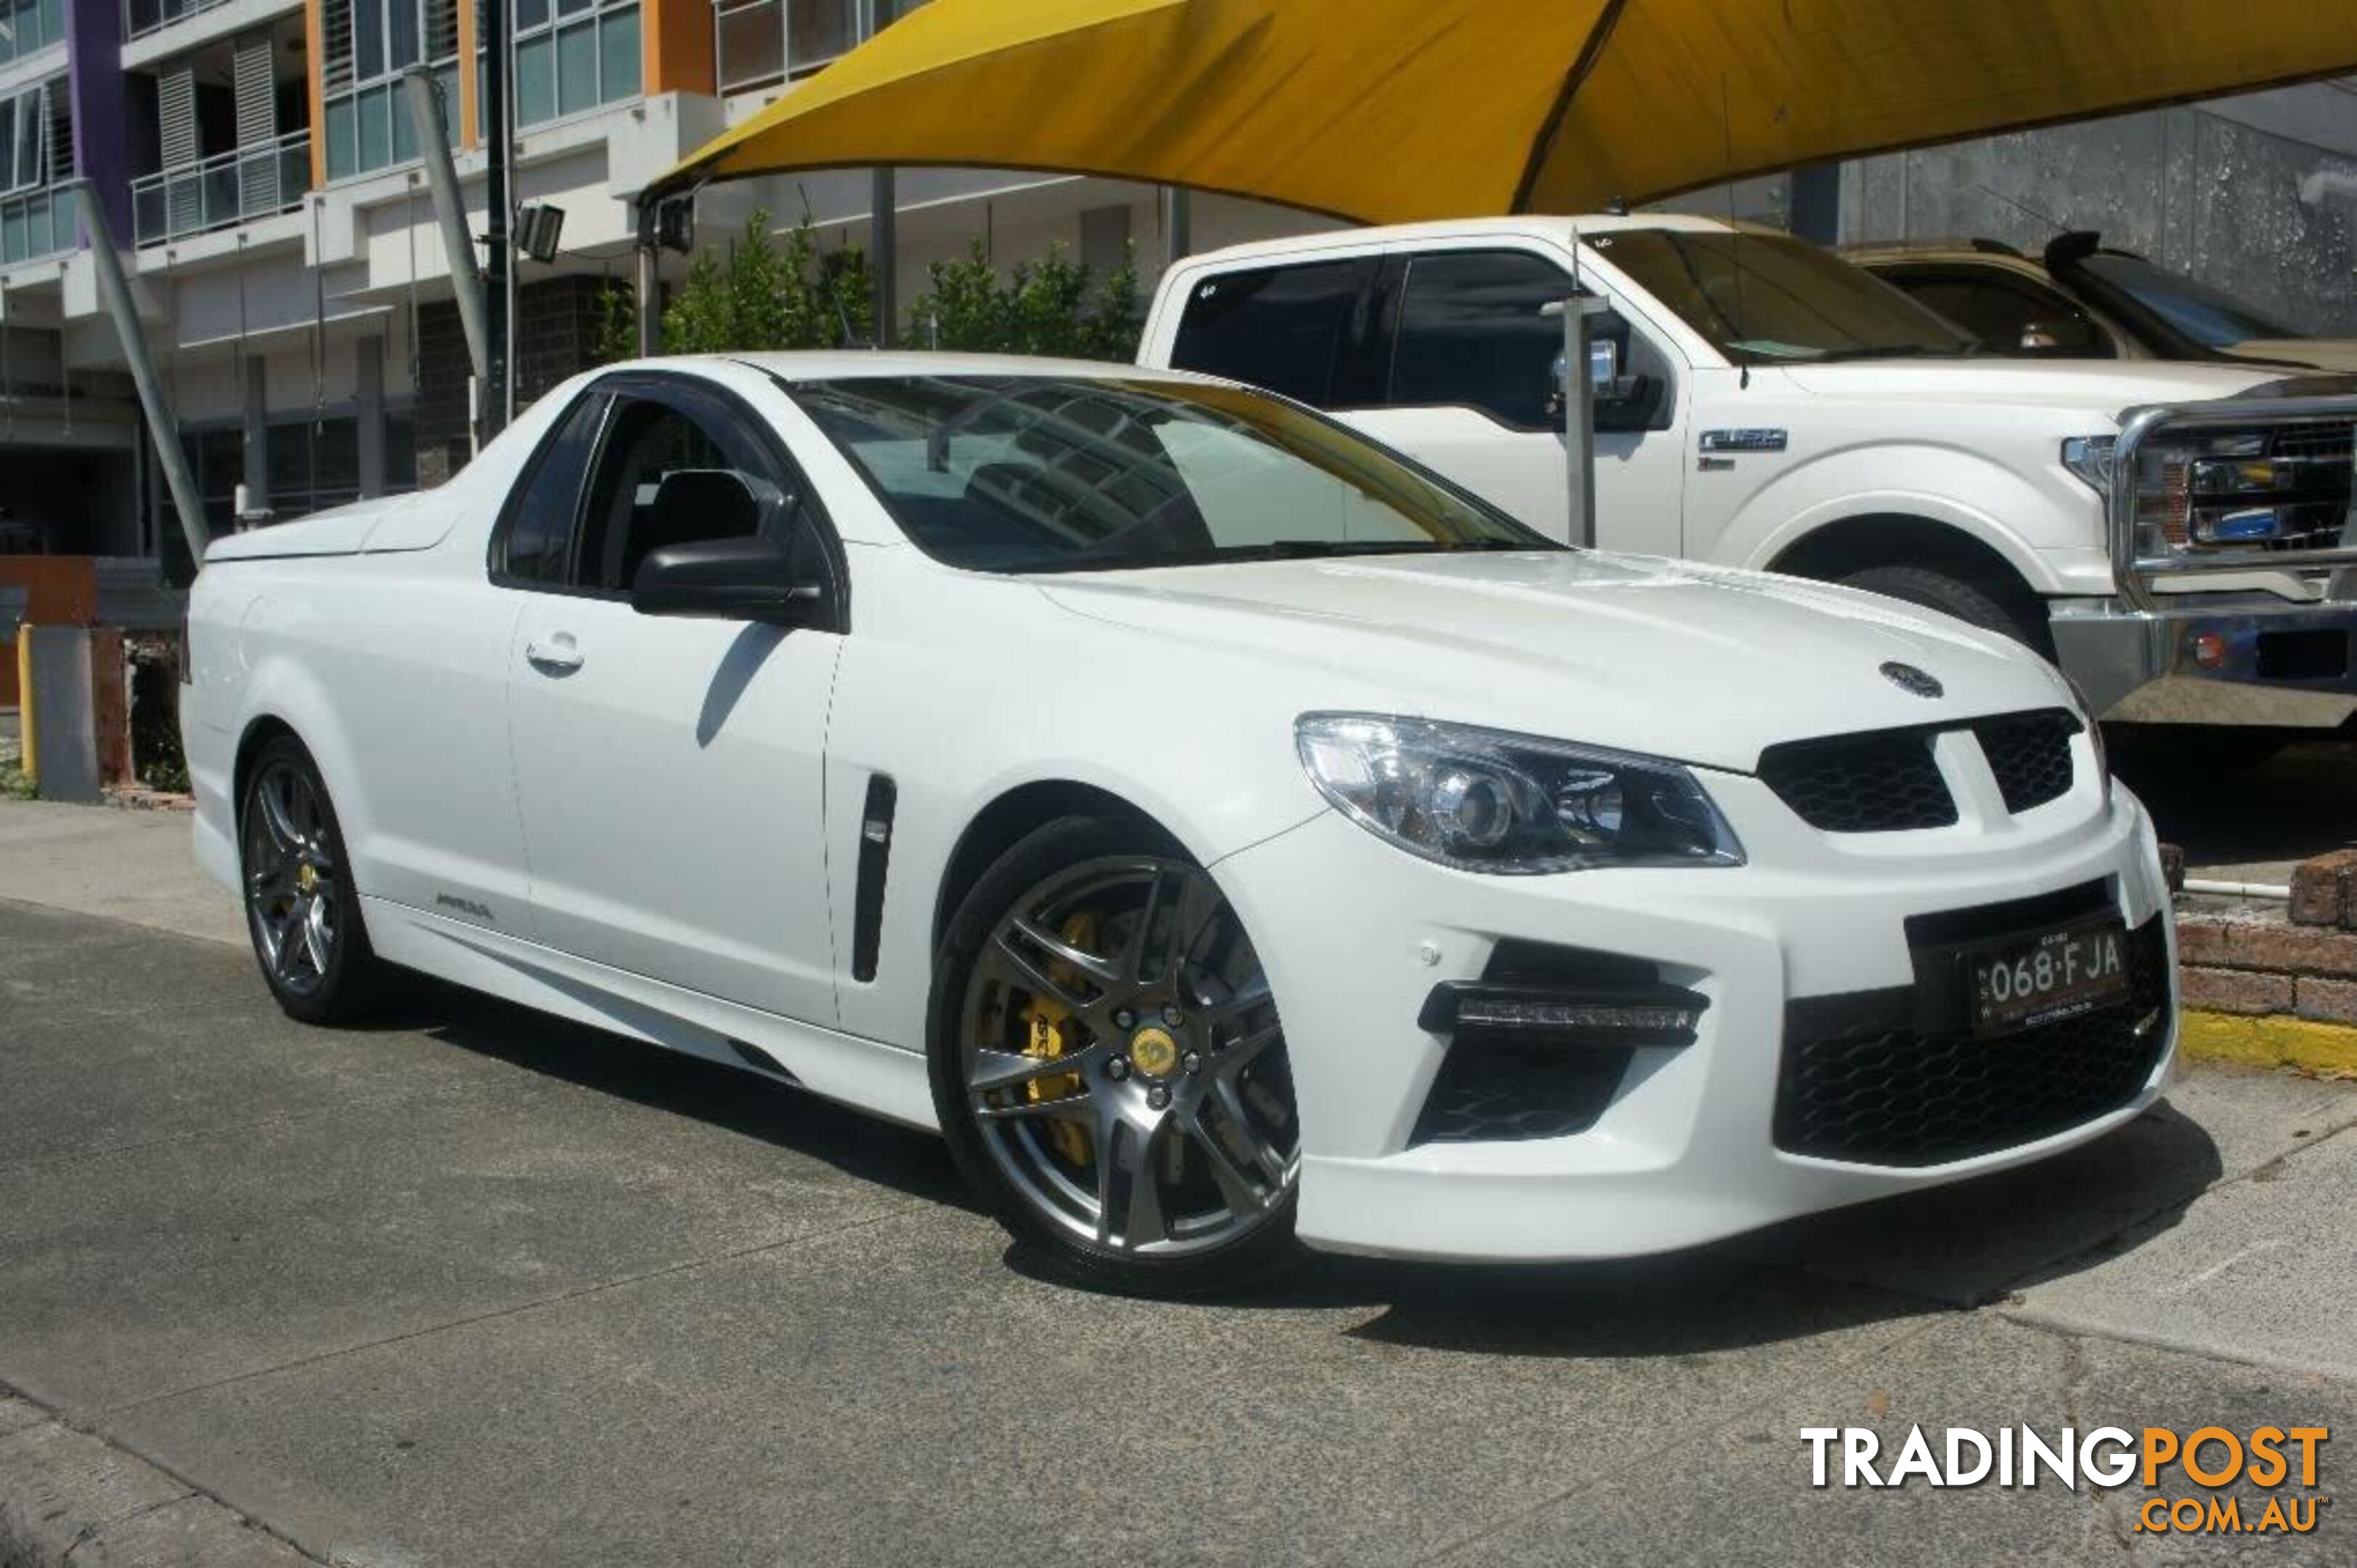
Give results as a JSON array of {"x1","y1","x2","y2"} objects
[{"x1": 359, "y1": 896, "x2": 939, "y2": 1132}]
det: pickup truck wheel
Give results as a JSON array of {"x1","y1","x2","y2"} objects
[
  {"x1": 239, "y1": 737, "x2": 385, "y2": 1025},
  {"x1": 1838, "y1": 564, "x2": 2049, "y2": 654},
  {"x1": 929, "y1": 816, "x2": 1301, "y2": 1297}
]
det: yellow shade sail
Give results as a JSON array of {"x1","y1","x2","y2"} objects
[{"x1": 660, "y1": 0, "x2": 2357, "y2": 223}]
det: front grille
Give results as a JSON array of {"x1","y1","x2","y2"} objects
[
  {"x1": 1772, "y1": 915, "x2": 2169, "y2": 1167},
  {"x1": 2263, "y1": 423, "x2": 2355, "y2": 553},
  {"x1": 1971, "y1": 710, "x2": 2078, "y2": 814},
  {"x1": 1414, "y1": 1039, "x2": 1632, "y2": 1143},
  {"x1": 1757, "y1": 731, "x2": 1955, "y2": 833}
]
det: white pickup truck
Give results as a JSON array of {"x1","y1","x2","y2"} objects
[{"x1": 1136, "y1": 214, "x2": 2357, "y2": 735}]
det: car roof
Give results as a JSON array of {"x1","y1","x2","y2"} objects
[
  {"x1": 1840, "y1": 239, "x2": 2037, "y2": 265},
  {"x1": 1173, "y1": 211, "x2": 1776, "y2": 269},
  {"x1": 628, "y1": 351, "x2": 1220, "y2": 385}
]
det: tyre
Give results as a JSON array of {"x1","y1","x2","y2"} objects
[
  {"x1": 238, "y1": 735, "x2": 385, "y2": 1024},
  {"x1": 929, "y1": 816, "x2": 1301, "y2": 1296},
  {"x1": 1839, "y1": 563, "x2": 2051, "y2": 655}
]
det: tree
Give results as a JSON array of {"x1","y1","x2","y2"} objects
[
  {"x1": 606, "y1": 213, "x2": 1145, "y2": 363},
  {"x1": 905, "y1": 240, "x2": 1142, "y2": 361}
]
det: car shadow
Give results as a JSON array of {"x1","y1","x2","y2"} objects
[
  {"x1": 365, "y1": 971, "x2": 976, "y2": 1212},
  {"x1": 353, "y1": 975, "x2": 2223, "y2": 1361}
]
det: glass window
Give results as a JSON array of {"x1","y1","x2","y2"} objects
[
  {"x1": 1168, "y1": 258, "x2": 1375, "y2": 408},
  {"x1": 794, "y1": 374, "x2": 1547, "y2": 576},
  {"x1": 512, "y1": 0, "x2": 638, "y2": 128},
  {"x1": 1390, "y1": 250, "x2": 1579, "y2": 430},
  {"x1": 1592, "y1": 228, "x2": 1975, "y2": 364},
  {"x1": 323, "y1": 0, "x2": 457, "y2": 179},
  {"x1": 1882, "y1": 268, "x2": 2112, "y2": 359},
  {"x1": 2075, "y1": 252, "x2": 2295, "y2": 350},
  {"x1": 555, "y1": 20, "x2": 597, "y2": 115},
  {"x1": 786, "y1": 0, "x2": 855, "y2": 72},
  {"x1": 495, "y1": 393, "x2": 608, "y2": 585},
  {"x1": 574, "y1": 393, "x2": 779, "y2": 593}
]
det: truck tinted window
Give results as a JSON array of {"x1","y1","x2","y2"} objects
[
  {"x1": 1882, "y1": 267, "x2": 2112, "y2": 359},
  {"x1": 1169, "y1": 258, "x2": 1372, "y2": 407},
  {"x1": 1390, "y1": 250, "x2": 1576, "y2": 429},
  {"x1": 492, "y1": 391, "x2": 608, "y2": 586}
]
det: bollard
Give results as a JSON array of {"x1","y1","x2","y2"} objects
[{"x1": 22, "y1": 624, "x2": 100, "y2": 804}]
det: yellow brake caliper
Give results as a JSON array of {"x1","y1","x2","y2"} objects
[{"x1": 1019, "y1": 911, "x2": 1099, "y2": 1167}]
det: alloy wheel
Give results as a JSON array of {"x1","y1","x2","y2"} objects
[
  {"x1": 959, "y1": 856, "x2": 1299, "y2": 1257},
  {"x1": 243, "y1": 759, "x2": 341, "y2": 998}
]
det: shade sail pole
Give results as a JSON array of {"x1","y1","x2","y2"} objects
[{"x1": 70, "y1": 180, "x2": 208, "y2": 568}]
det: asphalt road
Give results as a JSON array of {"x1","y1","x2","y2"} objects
[{"x1": 2, "y1": 883, "x2": 2356, "y2": 1567}]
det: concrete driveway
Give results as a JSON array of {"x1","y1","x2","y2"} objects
[{"x1": 1, "y1": 801, "x2": 2354, "y2": 1566}]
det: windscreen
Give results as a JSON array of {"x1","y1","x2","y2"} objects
[
  {"x1": 791, "y1": 375, "x2": 1550, "y2": 574},
  {"x1": 2077, "y1": 253, "x2": 2296, "y2": 349},
  {"x1": 1594, "y1": 228, "x2": 1977, "y2": 363}
]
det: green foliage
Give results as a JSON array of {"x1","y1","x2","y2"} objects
[
  {"x1": 592, "y1": 282, "x2": 637, "y2": 366},
  {"x1": 657, "y1": 208, "x2": 881, "y2": 355},
  {"x1": 646, "y1": 211, "x2": 1144, "y2": 362},
  {"x1": 905, "y1": 240, "x2": 1141, "y2": 361}
]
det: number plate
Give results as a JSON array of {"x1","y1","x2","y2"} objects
[{"x1": 1969, "y1": 919, "x2": 2130, "y2": 1038}]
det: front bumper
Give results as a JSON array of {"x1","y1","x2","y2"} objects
[
  {"x1": 2048, "y1": 592, "x2": 2357, "y2": 729},
  {"x1": 1213, "y1": 757, "x2": 2175, "y2": 1263}
]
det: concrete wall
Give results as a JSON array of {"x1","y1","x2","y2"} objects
[{"x1": 1840, "y1": 79, "x2": 2357, "y2": 335}]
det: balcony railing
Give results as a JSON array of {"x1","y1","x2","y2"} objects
[
  {"x1": 122, "y1": 0, "x2": 240, "y2": 41},
  {"x1": 130, "y1": 128, "x2": 308, "y2": 245},
  {"x1": 715, "y1": 0, "x2": 877, "y2": 96},
  {"x1": 0, "y1": 183, "x2": 75, "y2": 266}
]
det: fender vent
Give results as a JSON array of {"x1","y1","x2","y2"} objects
[{"x1": 851, "y1": 775, "x2": 896, "y2": 983}]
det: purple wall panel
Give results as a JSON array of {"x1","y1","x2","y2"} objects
[{"x1": 67, "y1": 0, "x2": 130, "y2": 239}]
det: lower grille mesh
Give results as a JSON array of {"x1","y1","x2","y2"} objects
[{"x1": 1772, "y1": 915, "x2": 2169, "y2": 1167}]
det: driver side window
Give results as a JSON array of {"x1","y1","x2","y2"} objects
[{"x1": 575, "y1": 394, "x2": 784, "y2": 595}]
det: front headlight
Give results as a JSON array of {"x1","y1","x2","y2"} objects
[{"x1": 1295, "y1": 714, "x2": 1744, "y2": 874}]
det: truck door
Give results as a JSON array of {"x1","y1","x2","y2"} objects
[{"x1": 1342, "y1": 247, "x2": 1689, "y2": 553}]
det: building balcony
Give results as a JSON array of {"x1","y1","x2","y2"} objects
[
  {"x1": 0, "y1": 182, "x2": 74, "y2": 265},
  {"x1": 123, "y1": 0, "x2": 235, "y2": 41},
  {"x1": 130, "y1": 127, "x2": 306, "y2": 245},
  {"x1": 715, "y1": 0, "x2": 926, "y2": 97}
]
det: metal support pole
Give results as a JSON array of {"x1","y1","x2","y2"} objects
[
  {"x1": 871, "y1": 167, "x2": 896, "y2": 347},
  {"x1": 634, "y1": 236, "x2": 658, "y2": 357},
  {"x1": 402, "y1": 69, "x2": 488, "y2": 388},
  {"x1": 1545, "y1": 295, "x2": 1608, "y2": 549},
  {"x1": 70, "y1": 181, "x2": 208, "y2": 568},
  {"x1": 482, "y1": 0, "x2": 513, "y2": 435},
  {"x1": 1161, "y1": 186, "x2": 1192, "y2": 266}
]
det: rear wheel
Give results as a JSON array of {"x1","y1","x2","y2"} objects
[
  {"x1": 929, "y1": 817, "x2": 1301, "y2": 1297},
  {"x1": 239, "y1": 736, "x2": 383, "y2": 1024},
  {"x1": 1839, "y1": 563, "x2": 2050, "y2": 655}
]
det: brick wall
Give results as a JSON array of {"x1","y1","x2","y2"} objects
[
  {"x1": 2178, "y1": 910, "x2": 2357, "y2": 1025},
  {"x1": 414, "y1": 276, "x2": 622, "y2": 486}
]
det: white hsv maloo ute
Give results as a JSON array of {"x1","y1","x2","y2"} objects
[{"x1": 184, "y1": 354, "x2": 2178, "y2": 1294}]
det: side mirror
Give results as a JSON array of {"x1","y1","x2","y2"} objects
[
  {"x1": 631, "y1": 536, "x2": 826, "y2": 626},
  {"x1": 1588, "y1": 335, "x2": 1624, "y2": 399}
]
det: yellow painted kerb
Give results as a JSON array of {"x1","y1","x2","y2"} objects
[{"x1": 2180, "y1": 1010, "x2": 2357, "y2": 1077}]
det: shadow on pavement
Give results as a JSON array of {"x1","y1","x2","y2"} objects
[
  {"x1": 333, "y1": 968, "x2": 2224, "y2": 1362},
  {"x1": 358, "y1": 971, "x2": 977, "y2": 1212}
]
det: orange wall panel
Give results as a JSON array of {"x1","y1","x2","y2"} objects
[
  {"x1": 305, "y1": 0, "x2": 328, "y2": 187},
  {"x1": 646, "y1": 0, "x2": 715, "y2": 99}
]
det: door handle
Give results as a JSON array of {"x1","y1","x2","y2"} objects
[{"x1": 525, "y1": 637, "x2": 585, "y2": 674}]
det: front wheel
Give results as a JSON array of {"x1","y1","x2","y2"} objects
[
  {"x1": 929, "y1": 817, "x2": 1301, "y2": 1297},
  {"x1": 1838, "y1": 563, "x2": 2051, "y2": 656},
  {"x1": 239, "y1": 736, "x2": 384, "y2": 1024}
]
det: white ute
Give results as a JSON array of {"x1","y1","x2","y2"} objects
[
  {"x1": 184, "y1": 354, "x2": 2175, "y2": 1293},
  {"x1": 1141, "y1": 215, "x2": 2357, "y2": 735}
]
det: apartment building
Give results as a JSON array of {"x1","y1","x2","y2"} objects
[{"x1": 0, "y1": 0, "x2": 1314, "y2": 579}]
